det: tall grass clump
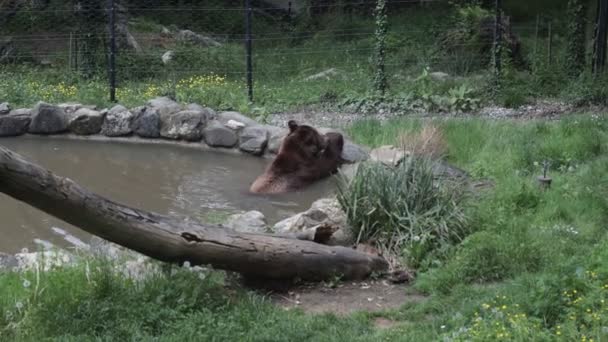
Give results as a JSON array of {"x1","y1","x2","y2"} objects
[
  {"x1": 398, "y1": 123, "x2": 447, "y2": 159},
  {"x1": 337, "y1": 156, "x2": 469, "y2": 268}
]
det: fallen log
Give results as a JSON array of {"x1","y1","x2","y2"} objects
[{"x1": 0, "y1": 146, "x2": 387, "y2": 280}]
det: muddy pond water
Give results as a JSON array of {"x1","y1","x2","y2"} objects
[{"x1": 0, "y1": 136, "x2": 336, "y2": 254}]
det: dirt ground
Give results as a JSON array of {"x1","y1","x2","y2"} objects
[{"x1": 266, "y1": 279, "x2": 424, "y2": 316}]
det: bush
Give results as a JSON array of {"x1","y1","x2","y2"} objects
[{"x1": 336, "y1": 156, "x2": 469, "y2": 267}]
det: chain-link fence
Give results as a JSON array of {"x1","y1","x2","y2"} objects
[{"x1": 0, "y1": 0, "x2": 606, "y2": 109}]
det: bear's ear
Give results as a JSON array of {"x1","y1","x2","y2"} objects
[{"x1": 288, "y1": 120, "x2": 298, "y2": 133}]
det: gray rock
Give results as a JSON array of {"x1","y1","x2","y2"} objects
[
  {"x1": 146, "y1": 97, "x2": 181, "y2": 118},
  {"x1": 431, "y1": 160, "x2": 469, "y2": 180},
  {"x1": 0, "y1": 252, "x2": 18, "y2": 271},
  {"x1": 68, "y1": 108, "x2": 105, "y2": 135},
  {"x1": 0, "y1": 102, "x2": 10, "y2": 115},
  {"x1": 273, "y1": 198, "x2": 353, "y2": 246},
  {"x1": 161, "y1": 110, "x2": 207, "y2": 141},
  {"x1": 58, "y1": 103, "x2": 95, "y2": 115},
  {"x1": 224, "y1": 210, "x2": 267, "y2": 234},
  {"x1": 10, "y1": 108, "x2": 30, "y2": 116},
  {"x1": 28, "y1": 102, "x2": 68, "y2": 134},
  {"x1": 101, "y1": 105, "x2": 134, "y2": 137},
  {"x1": 185, "y1": 103, "x2": 217, "y2": 120},
  {"x1": 337, "y1": 162, "x2": 360, "y2": 183},
  {"x1": 341, "y1": 140, "x2": 369, "y2": 163},
  {"x1": 0, "y1": 112, "x2": 30, "y2": 136},
  {"x1": 370, "y1": 145, "x2": 408, "y2": 166},
  {"x1": 203, "y1": 120, "x2": 238, "y2": 148},
  {"x1": 176, "y1": 29, "x2": 221, "y2": 47},
  {"x1": 239, "y1": 125, "x2": 268, "y2": 155},
  {"x1": 266, "y1": 125, "x2": 288, "y2": 154},
  {"x1": 225, "y1": 119, "x2": 246, "y2": 130},
  {"x1": 219, "y1": 111, "x2": 258, "y2": 128},
  {"x1": 132, "y1": 106, "x2": 160, "y2": 138}
]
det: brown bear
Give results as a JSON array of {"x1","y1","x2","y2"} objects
[{"x1": 249, "y1": 120, "x2": 344, "y2": 194}]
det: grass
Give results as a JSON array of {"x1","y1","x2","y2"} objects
[
  {"x1": 346, "y1": 113, "x2": 608, "y2": 340},
  {"x1": 0, "y1": 259, "x2": 381, "y2": 341}
]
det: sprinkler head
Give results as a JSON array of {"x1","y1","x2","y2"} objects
[{"x1": 538, "y1": 160, "x2": 552, "y2": 190}]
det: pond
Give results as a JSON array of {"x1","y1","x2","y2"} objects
[{"x1": 0, "y1": 136, "x2": 336, "y2": 254}]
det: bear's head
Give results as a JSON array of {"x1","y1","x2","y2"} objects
[{"x1": 279, "y1": 120, "x2": 328, "y2": 159}]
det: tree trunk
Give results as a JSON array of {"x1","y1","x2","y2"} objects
[{"x1": 0, "y1": 146, "x2": 387, "y2": 281}]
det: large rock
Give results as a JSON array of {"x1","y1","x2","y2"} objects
[
  {"x1": 273, "y1": 198, "x2": 353, "y2": 246},
  {"x1": 371, "y1": 145, "x2": 470, "y2": 180},
  {"x1": 0, "y1": 102, "x2": 10, "y2": 115},
  {"x1": 203, "y1": 120, "x2": 238, "y2": 148},
  {"x1": 160, "y1": 110, "x2": 207, "y2": 141},
  {"x1": 68, "y1": 108, "x2": 105, "y2": 135},
  {"x1": 186, "y1": 103, "x2": 217, "y2": 120},
  {"x1": 146, "y1": 97, "x2": 181, "y2": 118},
  {"x1": 219, "y1": 111, "x2": 258, "y2": 128},
  {"x1": 58, "y1": 103, "x2": 95, "y2": 115},
  {"x1": 28, "y1": 102, "x2": 68, "y2": 134},
  {"x1": 224, "y1": 211, "x2": 268, "y2": 234},
  {"x1": 370, "y1": 145, "x2": 408, "y2": 166},
  {"x1": 266, "y1": 125, "x2": 288, "y2": 154},
  {"x1": 338, "y1": 162, "x2": 360, "y2": 183},
  {"x1": 239, "y1": 125, "x2": 268, "y2": 155},
  {"x1": 101, "y1": 105, "x2": 134, "y2": 137},
  {"x1": 0, "y1": 111, "x2": 31, "y2": 137},
  {"x1": 342, "y1": 140, "x2": 369, "y2": 163},
  {"x1": 131, "y1": 106, "x2": 160, "y2": 138}
]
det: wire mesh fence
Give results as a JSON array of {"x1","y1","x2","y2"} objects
[{"x1": 0, "y1": 0, "x2": 605, "y2": 109}]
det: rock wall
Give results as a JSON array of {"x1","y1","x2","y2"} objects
[{"x1": 0, "y1": 97, "x2": 369, "y2": 162}]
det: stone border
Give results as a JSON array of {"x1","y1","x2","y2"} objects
[
  {"x1": 0, "y1": 97, "x2": 369, "y2": 163},
  {"x1": 0, "y1": 97, "x2": 374, "y2": 267}
]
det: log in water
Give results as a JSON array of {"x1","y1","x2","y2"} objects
[{"x1": 0, "y1": 136, "x2": 335, "y2": 253}]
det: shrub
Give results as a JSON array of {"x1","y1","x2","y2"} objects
[{"x1": 336, "y1": 156, "x2": 469, "y2": 267}]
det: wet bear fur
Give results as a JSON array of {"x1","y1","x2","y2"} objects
[{"x1": 249, "y1": 120, "x2": 344, "y2": 194}]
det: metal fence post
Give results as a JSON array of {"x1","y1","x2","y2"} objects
[
  {"x1": 594, "y1": 0, "x2": 608, "y2": 74},
  {"x1": 108, "y1": 0, "x2": 117, "y2": 102},
  {"x1": 547, "y1": 21, "x2": 553, "y2": 65},
  {"x1": 245, "y1": 0, "x2": 253, "y2": 103},
  {"x1": 493, "y1": 0, "x2": 502, "y2": 94}
]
